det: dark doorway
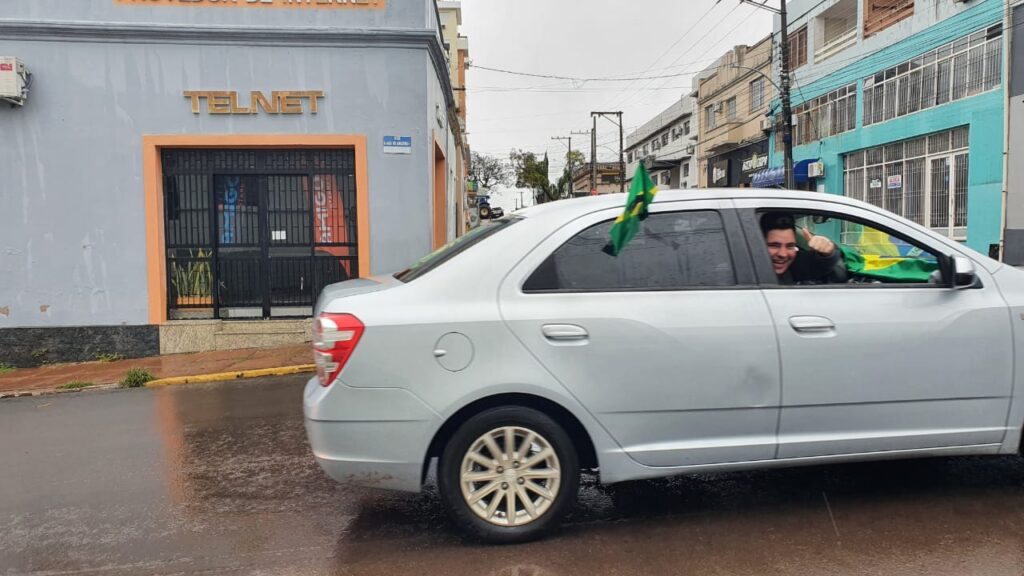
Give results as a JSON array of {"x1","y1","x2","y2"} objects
[{"x1": 162, "y1": 149, "x2": 358, "y2": 319}]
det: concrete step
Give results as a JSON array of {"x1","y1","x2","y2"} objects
[
  {"x1": 213, "y1": 332, "x2": 310, "y2": 351},
  {"x1": 215, "y1": 320, "x2": 311, "y2": 336}
]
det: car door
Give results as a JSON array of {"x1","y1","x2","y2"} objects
[
  {"x1": 499, "y1": 201, "x2": 781, "y2": 468},
  {"x1": 734, "y1": 198, "x2": 1013, "y2": 459}
]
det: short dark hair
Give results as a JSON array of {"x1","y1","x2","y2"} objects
[{"x1": 760, "y1": 212, "x2": 796, "y2": 236}]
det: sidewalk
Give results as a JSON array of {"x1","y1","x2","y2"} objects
[{"x1": 0, "y1": 344, "x2": 314, "y2": 396}]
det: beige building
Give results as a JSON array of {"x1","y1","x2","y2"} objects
[
  {"x1": 571, "y1": 162, "x2": 624, "y2": 197},
  {"x1": 696, "y1": 35, "x2": 773, "y2": 188},
  {"x1": 438, "y1": 2, "x2": 472, "y2": 233}
]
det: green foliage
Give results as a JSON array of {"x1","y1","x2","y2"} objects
[
  {"x1": 170, "y1": 249, "x2": 212, "y2": 299},
  {"x1": 120, "y1": 368, "x2": 155, "y2": 388},
  {"x1": 0, "y1": 363, "x2": 15, "y2": 374},
  {"x1": 95, "y1": 352, "x2": 125, "y2": 363},
  {"x1": 509, "y1": 149, "x2": 558, "y2": 203},
  {"x1": 30, "y1": 348, "x2": 48, "y2": 359},
  {"x1": 58, "y1": 381, "x2": 93, "y2": 390}
]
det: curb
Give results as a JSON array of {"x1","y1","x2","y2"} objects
[
  {"x1": 0, "y1": 366, "x2": 315, "y2": 399},
  {"x1": 145, "y1": 364, "x2": 316, "y2": 388}
]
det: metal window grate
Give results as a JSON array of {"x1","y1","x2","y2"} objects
[{"x1": 162, "y1": 148, "x2": 358, "y2": 319}]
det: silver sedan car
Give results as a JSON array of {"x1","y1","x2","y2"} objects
[{"x1": 304, "y1": 189, "x2": 1024, "y2": 543}]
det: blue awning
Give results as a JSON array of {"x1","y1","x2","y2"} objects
[{"x1": 751, "y1": 159, "x2": 818, "y2": 188}]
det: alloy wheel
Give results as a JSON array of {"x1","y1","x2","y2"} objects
[{"x1": 459, "y1": 426, "x2": 562, "y2": 527}]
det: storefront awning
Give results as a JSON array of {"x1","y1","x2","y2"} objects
[{"x1": 751, "y1": 159, "x2": 818, "y2": 188}]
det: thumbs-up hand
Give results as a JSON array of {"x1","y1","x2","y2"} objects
[{"x1": 801, "y1": 227, "x2": 835, "y2": 257}]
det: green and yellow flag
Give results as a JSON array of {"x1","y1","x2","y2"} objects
[{"x1": 604, "y1": 163, "x2": 658, "y2": 256}]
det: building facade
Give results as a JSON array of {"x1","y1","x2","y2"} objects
[
  {"x1": 571, "y1": 162, "x2": 624, "y2": 197},
  {"x1": 697, "y1": 36, "x2": 774, "y2": 188},
  {"x1": 625, "y1": 96, "x2": 697, "y2": 190},
  {"x1": 0, "y1": 0, "x2": 464, "y2": 364},
  {"x1": 438, "y1": 1, "x2": 472, "y2": 234},
  {"x1": 765, "y1": 0, "x2": 1006, "y2": 256},
  {"x1": 1004, "y1": 1, "x2": 1024, "y2": 264}
]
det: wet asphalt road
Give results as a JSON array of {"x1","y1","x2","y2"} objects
[{"x1": 4, "y1": 376, "x2": 1024, "y2": 575}]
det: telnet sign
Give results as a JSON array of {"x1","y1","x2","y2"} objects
[
  {"x1": 184, "y1": 90, "x2": 325, "y2": 114},
  {"x1": 115, "y1": 0, "x2": 385, "y2": 8}
]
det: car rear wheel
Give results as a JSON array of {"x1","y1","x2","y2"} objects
[
  {"x1": 438, "y1": 406, "x2": 579, "y2": 543},
  {"x1": 479, "y1": 206, "x2": 491, "y2": 219}
]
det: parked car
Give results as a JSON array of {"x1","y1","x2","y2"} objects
[
  {"x1": 305, "y1": 188, "x2": 1024, "y2": 543},
  {"x1": 490, "y1": 206, "x2": 504, "y2": 218}
]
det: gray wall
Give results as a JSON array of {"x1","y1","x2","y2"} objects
[
  {"x1": 0, "y1": 0, "x2": 427, "y2": 30},
  {"x1": 1005, "y1": 3, "x2": 1024, "y2": 264},
  {"x1": 0, "y1": 1, "x2": 446, "y2": 327}
]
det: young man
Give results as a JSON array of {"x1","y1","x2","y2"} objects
[{"x1": 761, "y1": 212, "x2": 846, "y2": 285}]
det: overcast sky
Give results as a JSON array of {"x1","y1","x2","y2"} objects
[{"x1": 459, "y1": 0, "x2": 774, "y2": 210}]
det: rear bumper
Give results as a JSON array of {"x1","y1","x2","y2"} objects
[{"x1": 303, "y1": 376, "x2": 440, "y2": 493}]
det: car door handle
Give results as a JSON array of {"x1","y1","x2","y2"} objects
[
  {"x1": 542, "y1": 324, "x2": 589, "y2": 341},
  {"x1": 789, "y1": 316, "x2": 835, "y2": 334}
]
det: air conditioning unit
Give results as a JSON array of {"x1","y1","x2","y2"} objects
[
  {"x1": 712, "y1": 103, "x2": 723, "y2": 113},
  {"x1": 807, "y1": 161, "x2": 826, "y2": 178},
  {"x1": 760, "y1": 117, "x2": 773, "y2": 132},
  {"x1": 684, "y1": 144, "x2": 696, "y2": 155},
  {"x1": 0, "y1": 57, "x2": 28, "y2": 106}
]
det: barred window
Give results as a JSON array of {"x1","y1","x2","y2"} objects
[
  {"x1": 863, "y1": 24, "x2": 1001, "y2": 127},
  {"x1": 750, "y1": 78, "x2": 766, "y2": 112},
  {"x1": 792, "y1": 83, "x2": 856, "y2": 146},
  {"x1": 843, "y1": 127, "x2": 970, "y2": 240}
]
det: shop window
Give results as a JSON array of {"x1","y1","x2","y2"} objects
[
  {"x1": 843, "y1": 127, "x2": 969, "y2": 240},
  {"x1": 864, "y1": 0, "x2": 913, "y2": 38}
]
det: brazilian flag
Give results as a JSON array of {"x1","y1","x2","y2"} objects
[
  {"x1": 837, "y1": 226, "x2": 939, "y2": 282},
  {"x1": 604, "y1": 163, "x2": 658, "y2": 256}
]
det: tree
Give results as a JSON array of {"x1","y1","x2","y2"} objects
[
  {"x1": 509, "y1": 149, "x2": 558, "y2": 203},
  {"x1": 468, "y1": 152, "x2": 509, "y2": 190}
]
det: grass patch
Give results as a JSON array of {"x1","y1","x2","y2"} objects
[
  {"x1": 57, "y1": 381, "x2": 93, "y2": 390},
  {"x1": 120, "y1": 368, "x2": 155, "y2": 388},
  {"x1": 0, "y1": 363, "x2": 15, "y2": 374},
  {"x1": 95, "y1": 353, "x2": 125, "y2": 363}
]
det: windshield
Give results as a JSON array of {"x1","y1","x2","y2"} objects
[{"x1": 394, "y1": 217, "x2": 521, "y2": 282}]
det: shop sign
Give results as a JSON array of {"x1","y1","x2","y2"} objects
[
  {"x1": 116, "y1": 0, "x2": 385, "y2": 9},
  {"x1": 887, "y1": 175, "x2": 903, "y2": 189},
  {"x1": 869, "y1": 178, "x2": 883, "y2": 189},
  {"x1": 183, "y1": 90, "x2": 324, "y2": 114},
  {"x1": 383, "y1": 136, "x2": 413, "y2": 155},
  {"x1": 741, "y1": 153, "x2": 768, "y2": 173}
]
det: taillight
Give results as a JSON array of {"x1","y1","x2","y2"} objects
[{"x1": 313, "y1": 313, "x2": 365, "y2": 387}]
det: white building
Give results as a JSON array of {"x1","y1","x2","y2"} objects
[{"x1": 625, "y1": 96, "x2": 697, "y2": 189}]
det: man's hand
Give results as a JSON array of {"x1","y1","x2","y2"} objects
[{"x1": 801, "y1": 227, "x2": 835, "y2": 257}]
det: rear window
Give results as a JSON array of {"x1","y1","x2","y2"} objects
[{"x1": 394, "y1": 217, "x2": 520, "y2": 282}]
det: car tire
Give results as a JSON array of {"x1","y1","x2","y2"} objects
[
  {"x1": 438, "y1": 406, "x2": 580, "y2": 543},
  {"x1": 479, "y1": 206, "x2": 491, "y2": 219}
]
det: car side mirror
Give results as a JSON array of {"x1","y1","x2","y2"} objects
[{"x1": 951, "y1": 255, "x2": 979, "y2": 290}]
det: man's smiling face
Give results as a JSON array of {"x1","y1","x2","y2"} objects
[{"x1": 766, "y1": 228, "x2": 797, "y2": 275}]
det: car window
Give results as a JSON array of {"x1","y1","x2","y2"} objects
[
  {"x1": 524, "y1": 210, "x2": 736, "y2": 292},
  {"x1": 395, "y1": 217, "x2": 519, "y2": 283},
  {"x1": 757, "y1": 210, "x2": 941, "y2": 286}
]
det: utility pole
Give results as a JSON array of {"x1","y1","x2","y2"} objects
[
  {"x1": 740, "y1": 0, "x2": 794, "y2": 189},
  {"x1": 551, "y1": 135, "x2": 572, "y2": 199},
  {"x1": 570, "y1": 130, "x2": 590, "y2": 197},
  {"x1": 591, "y1": 115, "x2": 597, "y2": 194},
  {"x1": 592, "y1": 111, "x2": 625, "y2": 193}
]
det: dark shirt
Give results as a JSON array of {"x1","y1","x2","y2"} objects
[{"x1": 777, "y1": 249, "x2": 845, "y2": 285}]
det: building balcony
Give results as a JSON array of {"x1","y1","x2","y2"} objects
[{"x1": 814, "y1": 27, "x2": 856, "y2": 62}]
